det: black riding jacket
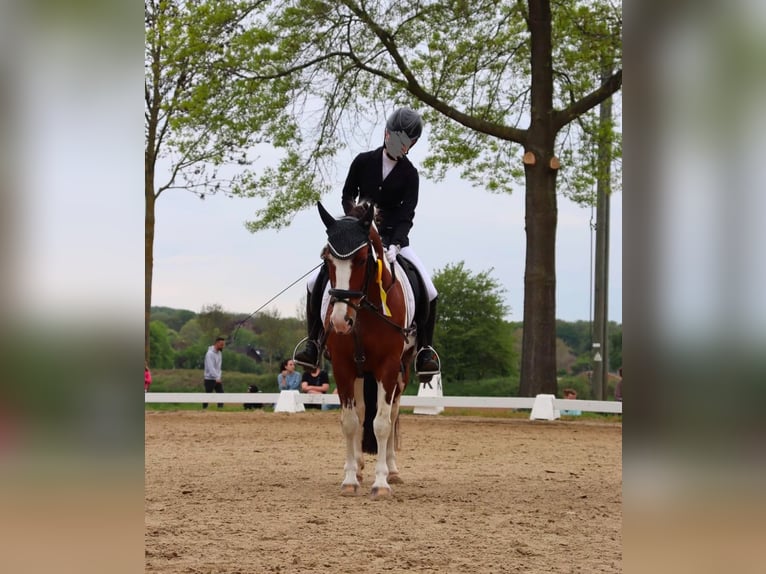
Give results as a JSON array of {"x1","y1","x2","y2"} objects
[{"x1": 341, "y1": 147, "x2": 419, "y2": 248}]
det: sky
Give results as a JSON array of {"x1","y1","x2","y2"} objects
[
  {"x1": 8, "y1": 35, "x2": 621, "y2": 329},
  {"x1": 151, "y1": 139, "x2": 622, "y2": 325}
]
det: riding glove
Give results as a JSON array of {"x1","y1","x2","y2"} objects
[{"x1": 385, "y1": 244, "x2": 400, "y2": 264}]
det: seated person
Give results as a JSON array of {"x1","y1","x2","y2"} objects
[
  {"x1": 277, "y1": 359, "x2": 301, "y2": 391},
  {"x1": 301, "y1": 366, "x2": 330, "y2": 410},
  {"x1": 561, "y1": 388, "x2": 582, "y2": 416}
]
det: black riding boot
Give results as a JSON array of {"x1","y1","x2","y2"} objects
[
  {"x1": 294, "y1": 265, "x2": 327, "y2": 368},
  {"x1": 416, "y1": 297, "x2": 440, "y2": 375}
]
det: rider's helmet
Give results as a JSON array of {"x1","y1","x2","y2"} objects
[{"x1": 384, "y1": 107, "x2": 423, "y2": 159}]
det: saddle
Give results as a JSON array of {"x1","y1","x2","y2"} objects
[{"x1": 394, "y1": 254, "x2": 431, "y2": 333}]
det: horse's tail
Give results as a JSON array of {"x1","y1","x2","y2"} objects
[{"x1": 361, "y1": 372, "x2": 378, "y2": 454}]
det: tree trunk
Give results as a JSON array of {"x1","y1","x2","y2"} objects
[
  {"x1": 518, "y1": 0, "x2": 558, "y2": 397},
  {"x1": 518, "y1": 159, "x2": 559, "y2": 396},
  {"x1": 145, "y1": 161, "x2": 155, "y2": 365}
]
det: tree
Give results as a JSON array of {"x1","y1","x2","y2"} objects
[
  {"x1": 251, "y1": 310, "x2": 305, "y2": 368},
  {"x1": 177, "y1": 317, "x2": 205, "y2": 348},
  {"x1": 432, "y1": 262, "x2": 517, "y2": 381},
  {"x1": 144, "y1": 0, "x2": 290, "y2": 363},
  {"x1": 149, "y1": 320, "x2": 175, "y2": 368},
  {"x1": 197, "y1": 303, "x2": 233, "y2": 340},
  {"x1": 231, "y1": 0, "x2": 621, "y2": 395},
  {"x1": 150, "y1": 306, "x2": 197, "y2": 332},
  {"x1": 555, "y1": 338, "x2": 577, "y2": 375}
]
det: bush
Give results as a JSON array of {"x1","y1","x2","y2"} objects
[{"x1": 150, "y1": 369, "x2": 279, "y2": 393}]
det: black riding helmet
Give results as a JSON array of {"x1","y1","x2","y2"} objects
[{"x1": 384, "y1": 107, "x2": 423, "y2": 159}]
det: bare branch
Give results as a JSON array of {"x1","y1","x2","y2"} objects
[
  {"x1": 553, "y1": 69, "x2": 622, "y2": 131},
  {"x1": 233, "y1": 51, "x2": 354, "y2": 80},
  {"x1": 342, "y1": 0, "x2": 528, "y2": 143}
]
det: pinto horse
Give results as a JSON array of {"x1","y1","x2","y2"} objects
[{"x1": 317, "y1": 201, "x2": 416, "y2": 498}]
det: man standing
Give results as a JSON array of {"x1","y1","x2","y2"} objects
[{"x1": 203, "y1": 336, "x2": 226, "y2": 409}]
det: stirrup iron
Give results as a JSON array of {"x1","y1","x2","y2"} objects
[
  {"x1": 415, "y1": 346, "x2": 441, "y2": 376},
  {"x1": 293, "y1": 338, "x2": 320, "y2": 369}
]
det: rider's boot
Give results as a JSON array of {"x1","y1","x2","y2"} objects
[
  {"x1": 294, "y1": 265, "x2": 327, "y2": 369},
  {"x1": 415, "y1": 297, "x2": 440, "y2": 377}
]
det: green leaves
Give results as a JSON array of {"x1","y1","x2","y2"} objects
[
  {"x1": 432, "y1": 261, "x2": 518, "y2": 381},
  {"x1": 146, "y1": 0, "x2": 291, "y2": 199}
]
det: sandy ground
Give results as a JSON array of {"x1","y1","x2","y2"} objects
[{"x1": 146, "y1": 410, "x2": 622, "y2": 573}]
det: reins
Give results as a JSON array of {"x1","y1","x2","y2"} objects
[
  {"x1": 327, "y1": 241, "x2": 411, "y2": 341},
  {"x1": 228, "y1": 262, "x2": 324, "y2": 345}
]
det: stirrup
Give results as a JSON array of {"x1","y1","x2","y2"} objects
[
  {"x1": 293, "y1": 338, "x2": 320, "y2": 369},
  {"x1": 415, "y1": 346, "x2": 441, "y2": 376}
]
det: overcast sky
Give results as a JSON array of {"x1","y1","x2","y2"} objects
[
  {"x1": 151, "y1": 139, "x2": 622, "y2": 325},
  {"x1": 10, "y1": 36, "x2": 620, "y2": 327}
]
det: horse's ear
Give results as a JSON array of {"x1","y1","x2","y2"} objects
[
  {"x1": 359, "y1": 202, "x2": 374, "y2": 231},
  {"x1": 317, "y1": 201, "x2": 336, "y2": 230}
]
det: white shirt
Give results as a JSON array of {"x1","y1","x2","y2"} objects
[{"x1": 381, "y1": 151, "x2": 397, "y2": 180}]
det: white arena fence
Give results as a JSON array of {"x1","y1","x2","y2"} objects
[{"x1": 144, "y1": 391, "x2": 622, "y2": 415}]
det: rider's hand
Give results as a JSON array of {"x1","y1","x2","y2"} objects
[{"x1": 385, "y1": 244, "x2": 400, "y2": 264}]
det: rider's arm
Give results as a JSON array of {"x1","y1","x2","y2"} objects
[
  {"x1": 341, "y1": 153, "x2": 364, "y2": 214},
  {"x1": 390, "y1": 167, "x2": 419, "y2": 247}
]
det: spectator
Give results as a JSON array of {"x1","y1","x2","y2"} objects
[
  {"x1": 615, "y1": 367, "x2": 623, "y2": 402},
  {"x1": 301, "y1": 366, "x2": 330, "y2": 410},
  {"x1": 203, "y1": 336, "x2": 226, "y2": 409},
  {"x1": 144, "y1": 362, "x2": 152, "y2": 393},
  {"x1": 561, "y1": 388, "x2": 581, "y2": 416},
  {"x1": 277, "y1": 359, "x2": 301, "y2": 391}
]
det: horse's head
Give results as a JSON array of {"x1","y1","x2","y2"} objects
[{"x1": 318, "y1": 201, "x2": 376, "y2": 335}]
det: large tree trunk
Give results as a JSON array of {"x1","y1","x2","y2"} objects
[
  {"x1": 518, "y1": 0, "x2": 558, "y2": 397},
  {"x1": 518, "y1": 159, "x2": 559, "y2": 396},
  {"x1": 145, "y1": 162, "x2": 155, "y2": 365}
]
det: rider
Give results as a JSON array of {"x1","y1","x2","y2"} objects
[{"x1": 294, "y1": 107, "x2": 440, "y2": 376}]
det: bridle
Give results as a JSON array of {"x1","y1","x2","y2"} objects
[
  {"x1": 324, "y1": 238, "x2": 412, "y2": 376},
  {"x1": 324, "y1": 239, "x2": 411, "y2": 336}
]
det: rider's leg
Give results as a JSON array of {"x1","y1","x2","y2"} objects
[
  {"x1": 294, "y1": 264, "x2": 327, "y2": 368},
  {"x1": 399, "y1": 246, "x2": 440, "y2": 374},
  {"x1": 416, "y1": 296, "x2": 439, "y2": 373}
]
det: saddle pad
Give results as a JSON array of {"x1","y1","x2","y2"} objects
[{"x1": 321, "y1": 260, "x2": 415, "y2": 327}]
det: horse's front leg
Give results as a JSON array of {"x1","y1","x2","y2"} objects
[
  {"x1": 340, "y1": 402, "x2": 361, "y2": 496},
  {"x1": 370, "y1": 380, "x2": 394, "y2": 499}
]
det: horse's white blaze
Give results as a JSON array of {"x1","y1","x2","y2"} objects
[{"x1": 330, "y1": 258, "x2": 353, "y2": 334}]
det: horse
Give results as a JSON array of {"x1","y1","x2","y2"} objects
[{"x1": 317, "y1": 201, "x2": 416, "y2": 498}]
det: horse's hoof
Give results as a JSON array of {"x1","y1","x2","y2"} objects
[
  {"x1": 370, "y1": 486, "x2": 393, "y2": 500},
  {"x1": 340, "y1": 484, "x2": 359, "y2": 496},
  {"x1": 388, "y1": 473, "x2": 403, "y2": 484}
]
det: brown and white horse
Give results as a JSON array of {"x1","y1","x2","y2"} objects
[{"x1": 317, "y1": 201, "x2": 416, "y2": 498}]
